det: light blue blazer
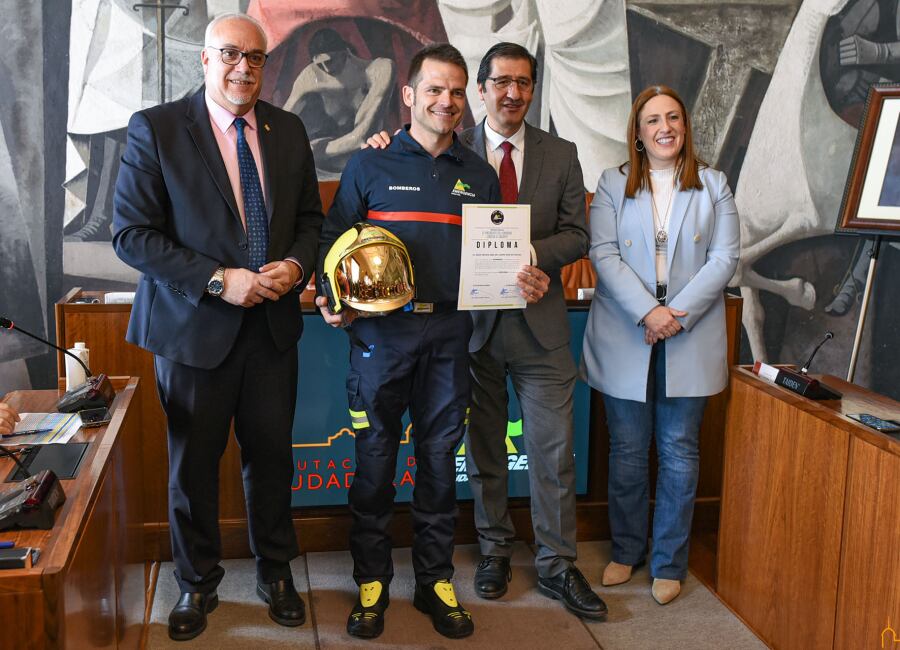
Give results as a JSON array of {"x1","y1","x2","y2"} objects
[{"x1": 582, "y1": 165, "x2": 740, "y2": 401}]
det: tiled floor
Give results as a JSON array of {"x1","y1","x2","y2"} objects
[{"x1": 147, "y1": 541, "x2": 767, "y2": 649}]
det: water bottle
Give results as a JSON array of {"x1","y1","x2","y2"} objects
[{"x1": 65, "y1": 342, "x2": 89, "y2": 390}]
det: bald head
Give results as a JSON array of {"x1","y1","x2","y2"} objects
[{"x1": 204, "y1": 13, "x2": 268, "y2": 51}]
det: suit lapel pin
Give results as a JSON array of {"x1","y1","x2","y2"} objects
[{"x1": 264, "y1": 123, "x2": 270, "y2": 132}]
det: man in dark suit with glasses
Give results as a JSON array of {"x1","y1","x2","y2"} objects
[{"x1": 113, "y1": 12, "x2": 323, "y2": 641}]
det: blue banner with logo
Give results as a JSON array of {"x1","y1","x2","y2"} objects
[{"x1": 291, "y1": 310, "x2": 590, "y2": 506}]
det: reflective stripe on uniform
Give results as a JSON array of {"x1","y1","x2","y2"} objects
[
  {"x1": 367, "y1": 210, "x2": 462, "y2": 226},
  {"x1": 349, "y1": 408, "x2": 370, "y2": 429},
  {"x1": 464, "y1": 406, "x2": 470, "y2": 426}
]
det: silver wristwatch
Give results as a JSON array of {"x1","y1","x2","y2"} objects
[{"x1": 207, "y1": 266, "x2": 225, "y2": 296}]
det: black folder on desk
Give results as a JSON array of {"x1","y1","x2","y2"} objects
[{"x1": 5, "y1": 443, "x2": 88, "y2": 482}]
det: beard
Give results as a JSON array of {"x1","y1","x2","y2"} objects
[
  {"x1": 225, "y1": 92, "x2": 253, "y2": 106},
  {"x1": 224, "y1": 73, "x2": 256, "y2": 105}
]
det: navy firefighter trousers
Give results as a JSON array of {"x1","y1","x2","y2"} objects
[{"x1": 345, "y1": 308, "x2": 472, "y2": 586}]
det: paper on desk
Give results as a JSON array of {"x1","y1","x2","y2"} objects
[{"x1": 3, "y1": 412, "x2": 81, "y2": 445}]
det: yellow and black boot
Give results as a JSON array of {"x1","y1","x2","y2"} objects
[
  {"x1": 347, "y1": 580, "x2": 389, "y2": 638},
  {"x1": 413, "y1": 579, "x2": 474, "y2": 638}
]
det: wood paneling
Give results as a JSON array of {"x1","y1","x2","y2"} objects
[
  {"x1": 319, "y1": 180, "x2": 339, "y2": 214},
  {"x1": 834, "y1": 437, "x2": 900, "y2": 649},
  {"x1": 559, "y1": 192, "x2": 594, "y2": 291},
  {"x1": 63, "y1": 470, "x2": 116, "y2": 648},
  {"x1": 717, "y1": 369, "x2": 900, "y2": 650},
  {"x1": 113, "y1": 386, "x2": 147, "y2": 648},
  {"x1": 0, "y1": 590, "x2": 45, "y2": 648},
  {"x1": 718, "y1": 373, "x2": 849, "y2": 649}
]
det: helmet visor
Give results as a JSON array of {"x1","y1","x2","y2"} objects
[{"x1": 337, "y1": 243, "x2": 413, "y2": 313}]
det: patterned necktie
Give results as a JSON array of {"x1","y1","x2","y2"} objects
[
  {"x1": 499, "y1": 140, "x2": 518, "y2": 204},
  {"x1": 234, "y1": 117, "x2": 268, "y2": 271}
]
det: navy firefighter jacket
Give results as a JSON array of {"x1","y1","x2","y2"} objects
[{"x1": 318, "y1": 127, "x2": 501, "y2": 304}]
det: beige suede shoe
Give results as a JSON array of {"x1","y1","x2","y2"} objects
[
  {"x1": 601, "y1": 561, "x2": 633, "y2": 587},
  {"x1": 651, "y1": 578, "x2": 681, "y2": 605}
]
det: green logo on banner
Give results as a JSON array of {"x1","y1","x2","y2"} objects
[{"x1": 457, "y1": 419, "x2": 522, "y2": 455}]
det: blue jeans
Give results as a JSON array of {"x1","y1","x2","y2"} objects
[{"x1": 602, "y1": 342, "x2": 708, "y2": 580}]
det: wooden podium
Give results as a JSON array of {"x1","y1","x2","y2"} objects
[
  {"x1": 717, "y1": 368, "x2": 900, "y2": 650},
  {"x1": 0, "y1": 377, "x2": 144, "y2": 649}
]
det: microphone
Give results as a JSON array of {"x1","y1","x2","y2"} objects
[
  {"x1": 0, "y1": 317, "x2": 92, "y2": 378},
  {"x1": 752, "y1": 330, "x2": 841, "y2": 400},
  {"x1": 801, "y1": 331, "x2": 834, "y2": 375},
  {"x1": 0, "y1": 315, "x2": 115, "y2": 412}
]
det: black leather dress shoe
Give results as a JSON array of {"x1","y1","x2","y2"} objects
[
  {"x1": 168, "y1": 591, "x2": 218, "y2": 641},
  {"x1": 347, "y1": 580, "x2": 390, "y2": 638},
  {"x1": 257, "y1": 579, "x2": 306, "y2": 627},
  {"x1": 413, "y1": 580, "x2": 474, "y2": 639},
  {"x1": 537, "y1": 566, "x2": 608, "y2": 620},
  {"x1": 474, "y1": 555, "x2": 511, "y2": 599}
]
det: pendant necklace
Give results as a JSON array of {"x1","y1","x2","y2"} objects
[{"x1": 651, "y1": 179, "x2": 674, "y2": 247}]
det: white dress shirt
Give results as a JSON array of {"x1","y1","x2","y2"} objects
[
  {"x1": 484, "y1": 120, "x2": 525, "y2": 190},
  {"x1": 649, "y1": 167, "x2": 675, "y2": 284},
  {"x1": 483, "y1": 121, "x2": 537, "y2": 264}
]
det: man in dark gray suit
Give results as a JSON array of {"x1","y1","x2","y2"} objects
[
  {"x1": 365, "y1": 42, "x2": 605, "y2": 621},
  {"x1": 460, "y1": 43, "x2": 606, "y2": 621}
]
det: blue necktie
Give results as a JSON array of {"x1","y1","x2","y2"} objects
[{"x1": 234, "y1": 117, "x2": 268, "y2": 271}]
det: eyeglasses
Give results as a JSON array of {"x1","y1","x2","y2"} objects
[
  {"x1": 208, "y1": 46, "x2": 269, "y2": 68},
  {"x1": 485, "y1": 76, "x2": 534, "y2": 91}
]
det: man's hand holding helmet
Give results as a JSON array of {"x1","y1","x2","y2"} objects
[
  {"x1": 319, "y1": 223, "x2": 415, "y2": 326},
  {"x1": 316, "y1": 295, "x2": 359, "y2": 327}
]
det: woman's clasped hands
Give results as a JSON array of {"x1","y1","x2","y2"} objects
[{"x1": 642, "y1": 305, "x2": 687, "y2": 345}]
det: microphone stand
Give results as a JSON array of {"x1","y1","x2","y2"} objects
[
  {"x1": 0, "y1": 318, "x2": 92, "y2": 378},
  {"x1": 0, "y1": 316, "x2": 115, "y2": 412},
  {"x1": 801, "y1": 332, "x2": 834, "y2": 375}
]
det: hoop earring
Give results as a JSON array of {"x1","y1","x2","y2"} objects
[{"x1": 634, "y1": 138, "x2": 645, "y2": 152}]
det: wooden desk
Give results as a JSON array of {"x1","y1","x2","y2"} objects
[
  {"x1": 0, "y1": 377, "x2": 144, "y2": 649},
  {"x1": 717, "y1": 369, "x2": 900, "y2": 650}
]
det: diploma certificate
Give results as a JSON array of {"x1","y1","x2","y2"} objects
[{"x1": 457, "y1": 204, "x2": 530, "y2": 310}]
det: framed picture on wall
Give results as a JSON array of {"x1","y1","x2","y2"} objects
[{"x1": 836, "y1": 84, "x2": 900, "y2": 235}]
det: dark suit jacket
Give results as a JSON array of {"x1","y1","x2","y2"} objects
[
  {"x1": 461, "y1": 121, "x2": 588, "y2": 352},
  {"x1": 112, "y1": 89, "x2": 323, "y2": 369}
]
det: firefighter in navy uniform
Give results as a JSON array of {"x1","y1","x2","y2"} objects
[{"x1": 316, "y1": 44, "x2": 500, "y2": 640}]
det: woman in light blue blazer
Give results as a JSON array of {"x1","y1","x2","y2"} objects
[{"x1": 582, "y1": 85, "x2": 739, "y2": 605}]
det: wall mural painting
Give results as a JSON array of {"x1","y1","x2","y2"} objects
[
  {"x1": 731, "y1": 0, "x2": 900, "y2": 399},
  {"x1": 250, "y1": 0, "x2": 452, "y2": 178},
  {"x1": 0, "y1": 2, "x2": 50, "y2": 395},
  {"x1": 63, "y1": 0, "x2": 210, "y2": 286},
  {"x1": 1, "y1": 0, "x2": 897, "y2": 402},
  {"x1": 437, "y1": 0, "x2": 632, "y2": 190}
]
